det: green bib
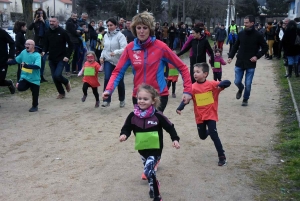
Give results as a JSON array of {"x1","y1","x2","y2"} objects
[
  {"x1": 169, "y1": 68, "x2": 179, "y2": 76},
  {"x1": 135, "y1": 131, "x2": 160, "y2": 150},
  {"x1": 84, "y1": 67, "x2": 95, "y2": 76},
  {"x1": 214, "y1": 62, "x2": 221, "y2": 68}
]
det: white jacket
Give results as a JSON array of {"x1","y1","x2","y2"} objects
[{"x1": 100, "y1": 30, "x2": 127, "y2": 65}]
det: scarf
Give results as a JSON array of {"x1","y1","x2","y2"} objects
[
  {"x1": 133, "y1": 104, "x2": 155, "y2": 118},
  {"x1": 138, "y1": 37, "x2": 152, "y2": 49}
]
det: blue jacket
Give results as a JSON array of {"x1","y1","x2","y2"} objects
[{"x1": 226, "y1": 33, "x2": 238, "y2": 44}]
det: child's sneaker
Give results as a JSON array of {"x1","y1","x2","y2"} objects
[
  {"x1": 141, "y1": 173, "x2": 147, "y2": 180},
  {"x1": 95, "y1": 101, "x2": 100, "y2": 108},
  {"x1": 154, "y1": 159, "x2": 160, "y2": 171},
  {"x1": 218, "y1": 156, "x2": 227, "y2": 166},
  {"x1": 81, "y1": 95, "x2": 87, "y2": 102}
]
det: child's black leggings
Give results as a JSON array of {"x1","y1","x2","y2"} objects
[
  {"x1": 82, "y1": 82, "x2": 99, "y2": 101},
  {"x1": 167, "y1": 80, "x2": 176, "y2": 94},
  {"x1": 18, "y1": 79, "x2": 40, "y2": 107},
  {"x1": 197, "y1": 120, "x2": 225, "y2": 157}
]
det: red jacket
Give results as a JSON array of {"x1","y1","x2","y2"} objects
[{"x1": 105, "y1": 37, "x2": 192, "y2": 97}]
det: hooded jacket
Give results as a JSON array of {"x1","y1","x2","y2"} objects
[
  {"x1": 65, "y1": 18, "x2": 81, "y2": 44},
  {"x1": 100, "y1": 30, "x2": 127, "y2": 65},
  {"x1": 104, "y1": 36, "x2": 192, "y2": 97}
]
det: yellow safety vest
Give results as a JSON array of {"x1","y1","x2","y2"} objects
[{"x1": 95, "y1": 34, "x2": 103, "y2": 50}]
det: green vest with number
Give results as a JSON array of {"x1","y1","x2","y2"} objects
[{"x1": 230, "y1": 24, "x2": 237, "y2": 33}]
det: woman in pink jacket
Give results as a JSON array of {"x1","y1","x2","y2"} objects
[{"x1": 102, "y1": 11, "x2": 192, "y2": 112}]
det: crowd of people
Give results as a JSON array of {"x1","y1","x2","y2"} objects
[{"x1": 2, "y1": 8, "x2": 299, "y2": 200}]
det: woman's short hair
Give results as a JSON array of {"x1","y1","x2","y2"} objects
[
  {"x1": 131, "y1": 11, "x2": 155, "y2": 37},
  {"x1": 106, "y1": 18, "x2": 117, "y2": 26}
]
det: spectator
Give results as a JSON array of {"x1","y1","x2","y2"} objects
[
  {"x1": 88, "y1": 20, "x2": 98, "y2": 51},
  {"x1": 228, "y1": 20, "x2": 238, "y2": 35},
  {"x1": 122, "y1": 20, "x2": 135, "y2": 43},
  {"x1": 168, "y1": 22, "x2": 176, "y2": 49},
  {"x1": 28, "y1": 8, "x2": 49, "y2": 82},
  {"x1": 78, "y1": 13, "x2": 89, "y2": 49},
  {"x1": 95, "y1": 27, "x2": 105, "y2": 62},
  {"x1": 162, "y1": 22, "x2": 168, "y2": 44},
  {"x1": 215, "y1": 24, "x2": 227, "y2": 52},
  {"x1": 118, "y1": 18, "x2": 125, "y2": 31},
  {"x1": 266, "y1": 22, "x2": 275, "y2": 60},
  {"x1": 155, "y1": 22, "x2": 162, "y2": 40}
]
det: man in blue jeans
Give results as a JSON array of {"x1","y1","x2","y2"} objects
[
  {"x1": 227, "y1": 15, "x2": 268, "y2": 106},
  {"x1": 43, "y1": 16, "x2": 73, "y2": 99}
]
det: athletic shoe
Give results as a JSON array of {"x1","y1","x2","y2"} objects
[
  {"x1": 236, "y1": 89, "x2": 243, "y2": 99},
  {"x1": 241, "y1": 99, "x2": 248, "y2": 106},
  {"x1": 81, "y1": 95, "x2": 87, "y2": 102},
  {"x1": 65, "y1": 81, "x2": 71, "y2": 92},
  {"x1": 218, "y1": 156, "x2": 227, "y2": 166},
  {"x1": 120, "y1": 100, "x2": 125, "y2": 108},
  {"x1": 153, "y1": 196, "x2": 163, "y2": 201},
  {"x1": 141, "y1": 173, "x2": 147, "y2": 180},
  {"x1": 57, "y1": 94, "x2": 65, "y2": 99},
  {"x1": 29, "y1": 106, "x2": 38, "y2": 112},
  {"x1": 154, "y1": 160, "x2": 160, "y2": 171},
  {"x1": 101, "y1": 102, "x2": 110, "y2": 107},
  {"x1": 8, "y1": 79, "x2": 15, "y2": 94},
  {"x1": 172, "y1": 93, "x2": 176, "y2": 98},
  {"x1": 95, "y1": 101, "x2": 100, "y2": 108},
  {"x1": 149, "y1": 189, "x2": 154, "y2": 198}
]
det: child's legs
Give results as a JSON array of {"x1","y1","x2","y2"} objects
[
  {"x1": 217, "y1": 72, "x2": 222, "y2": 81},
  {"x1": 17, "y1": 79, "x2": 30, "y2": 92},
  {"x1": 206, "y1": 120, "x2": 225, "y2": 157},
  {"x1": 167, "y1": 80, "x2": 171, "y2": 89},
  {"x1": 171, "y1": 81, "x2": 176, "y2": 94},
  {"x1": 29, "y1": 82, "x2": 40, "y2": 107},
  {"x1": 82, "y1": 82, "x2": 89, "y2": 96},
  {"x1": 213, "y1": 72, "x2": 218, "y2": 81},
  {"x1": 197, "y1": 122, "x2": 209, "y2": 140},
  {"x1": 91, "y1": 87, "x2": 99, "y2": 101},
  {"x1": 142, "y1": 155, "x2": 161, "y2": 197}
]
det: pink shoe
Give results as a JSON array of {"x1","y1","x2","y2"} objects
[{"x1": 141, "y1": 173, "x2": 147, "y2": 180}]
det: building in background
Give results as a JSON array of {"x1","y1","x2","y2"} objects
[{"x1": 286, "y1": 0, "x2": 300, "y2": 19}]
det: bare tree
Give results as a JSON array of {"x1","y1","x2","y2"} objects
[{"x1": 21, "y1": 0, "x2": 34, "y2": 39}]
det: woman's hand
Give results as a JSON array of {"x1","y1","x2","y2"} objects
[
  {"x1": 172, "y1": 140, "x2": 180, "y2": 149},
  {"x1": 119, "y1": 134, "x2": 127, "y2": 142},
  {"x1": 182, "y1": 93, "x2": 192, "y2": 104},
  {"x1": 102, "y1": 91, "x2": 110, "y2": 100},
  {"x1": 100, "y1": 58, "x2": 104, "y2": 64},
  {"x1": 110, "y1": 52, "x2": 116, "y2": 57}
]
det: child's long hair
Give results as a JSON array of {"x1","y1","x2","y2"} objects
[
  {"x1": 86, "y1": 51, "x2": 98, "y2": 61},
  {"x1": 137, "y1": 84, "x2": 161, "y2": 109}
]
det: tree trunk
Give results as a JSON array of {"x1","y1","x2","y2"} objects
[
  {"x1": 21, "y1": 0, "x2": 34, "y2": 39},
  {"x1": 168, "y1": 0, "x2": 171, "y2": 23},
  {"x1": 176, "y1": 1, "x2": 179, "y2": 23}
]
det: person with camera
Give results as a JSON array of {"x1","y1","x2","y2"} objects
[{"x1": 28, "y1": 8, "x2": 49, "y2": 83}]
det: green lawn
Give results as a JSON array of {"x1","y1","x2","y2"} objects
[{"x1": 255, "y1": 60, "x2": 300, "y2": 200}]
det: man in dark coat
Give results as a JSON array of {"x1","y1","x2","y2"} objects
[{"x1": 227, "y1": 15, "x2": 268, "y2": 107}]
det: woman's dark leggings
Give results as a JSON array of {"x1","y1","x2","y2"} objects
[
  {"x1": 167, "y1": 81, "x2": 176, "y2": 94},
  {"x1": 82, "y1": 82, "x2": 99, "y2": 101},
  {"x1": 197, "y1": 120, "x2": 225, "y2": 157},
  {"x1": 132, "y1": 95, "x2": 168, "y2": 112}
]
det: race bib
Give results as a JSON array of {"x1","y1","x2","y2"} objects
[
  {"x1": 135, "y1": 131, "x2": 160, "y2": 150},
  {"x1": 22, "y1": 67, "x2": 33, "y2": 74},
  {"x1": 195, "y1": 91, "x2": 214, "y2": 106},
  {"x1": 84, "y1": 67, "x2": 95, "y2": 76},
  {"x1": 169, "y1": 68, "x2": 179, "y2": 76},
  {"x1": 214, "y1": 62, "x2": 221, "y2": 68}
]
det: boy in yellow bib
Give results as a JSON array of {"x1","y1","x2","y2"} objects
[
  {"x1": 7, "y1": 39, "x2": 41, "y2": 112},
  {"x1": 120, "y1": 84, "x2": 180, "y2": 201},
  {"x1": 176, "y1": 63, "x2": 231, "y2": 166}
]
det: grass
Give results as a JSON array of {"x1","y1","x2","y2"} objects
[{"x1": 254, "y1": 60, "x2": 300, "y2": 200}]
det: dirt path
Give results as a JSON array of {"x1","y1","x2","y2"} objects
[{"x1": 0, "y1": 45, "x2": 279, "y2": 201}]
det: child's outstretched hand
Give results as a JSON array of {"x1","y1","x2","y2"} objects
[
  {"x1": 119, "y1": 134, "x2": 127, "y2": 142},
  {"x1": 176, "y1": 110, "x2": 182, "y2": 115},
  {"x1": 172, "y1": 140, "x2": 180, "y2": 149}
]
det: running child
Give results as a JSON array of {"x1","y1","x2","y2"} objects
[
  {"x1": 78, "y1": 51, "x2": 101, "y2": 108},
  {"x1": 176, "y1": 62, "x2": 231, "y2": 166},
  {"x1": 120, "y1": 84, "x2": 180, "y2": 201},
  {"x1": 165, "y1": 51, "x2": 179, "y2": 98},
  {"x1": 212, "y1": 48, "x2": 226, "y2": 81}
]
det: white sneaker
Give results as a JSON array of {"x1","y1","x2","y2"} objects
[
  {"x1": 120, "y1": 101, "x2": 125, "y2": 108},
  {"x1": 101, "y1": 102, "x2": 110, "y2": 107}
]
